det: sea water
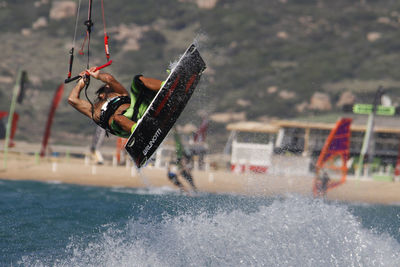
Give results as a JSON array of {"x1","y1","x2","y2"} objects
[{"x1": 1, "y1": 179, "x2": 399, "y2": 267}]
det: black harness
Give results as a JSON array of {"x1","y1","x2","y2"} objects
[
  {"x1": 97, "y1": 95, "x2": 131, "y2": 134},
  {"x1": 97, "y1": 75, "x2": 156, "y2": 136}
]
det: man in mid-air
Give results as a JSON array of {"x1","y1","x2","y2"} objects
[{"x1": 68, "y1": 67, "x2": 163, "y2": 138}]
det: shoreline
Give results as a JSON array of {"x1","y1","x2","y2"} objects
[{"x1": 1, "y1": 154, "x2": 400, "y2": 205}]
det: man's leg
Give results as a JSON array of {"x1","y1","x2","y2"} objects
[
  {"x1": 113, "y1": 114, "x2": 136, "y2": 133},
  {"x1": 139, "y1": 76, "x2": 163, "y2": 92},
  {"x1": 113, "y1": 76, "x2": 164, "y2": 133}
]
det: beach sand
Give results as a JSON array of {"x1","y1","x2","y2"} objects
[{"x1": 1, "y1": 153, "x2": 400, "y2": 205}]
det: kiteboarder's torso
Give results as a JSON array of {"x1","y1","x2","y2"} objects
[
  {"x1": 68, "y1": 70, "x2": 163, "y2": 139},
  {"x1": 94, "y1": 93, "x2": 130, "y2": 124},
  {"x1": 92, "y1": 92, "x2": 134, "y2": 138}
]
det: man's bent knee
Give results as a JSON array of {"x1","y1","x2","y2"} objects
[{"x1": 113, "y1": 114, "x2": 135, "y2": 132}]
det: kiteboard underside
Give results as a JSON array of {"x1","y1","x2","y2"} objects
[{"x1": 125, "y1": 43, "x2": 206, "y2": 168}]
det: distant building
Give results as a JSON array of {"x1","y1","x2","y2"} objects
[{"x1": 226, "y1": 114, "x2": 400, "y2": 175}]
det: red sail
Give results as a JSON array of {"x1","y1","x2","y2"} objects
[
  {"x1": 194, "y1": 117, "x2": 209, "y2": 143},
  {"x1": 116, "y1": 137, "x2": 128, "y2": 164},
  {"x1": 40, "y1": 84, "x2": 64, "y2": 157},
  {"x1": 0, "y1": 111, "x2": 19, "y2": 147},
  {"x1": 313, "y1": 118, "x2": 352, "y2": 197},
  {"x1": 395, "y1": 139, "x2": 400, "y2": 177}
]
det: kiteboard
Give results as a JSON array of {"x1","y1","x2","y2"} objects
[{"x1": 125, "y1": 43, "x2": 206, "y2": 168}]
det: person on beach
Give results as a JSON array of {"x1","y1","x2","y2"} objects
[
  {"x1": 178, "y1": 156, "x2": 197, "y2": 192},
  {"x1": 167, "y1": 163, "x2": 187, "y2": 193},
  {"x1": 316, "y1": 170, "x2": 330, "y2": 196},
  {"x1": 68, "y1": 67, "x2": 163, "y2": 138}
]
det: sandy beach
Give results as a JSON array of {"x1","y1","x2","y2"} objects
[{"x1": 1, "y1": 152, "x2": 400, "y2": 205}]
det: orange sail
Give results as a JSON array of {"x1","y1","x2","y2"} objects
[
  {"x1": 116, "y1": 137, "x2": 128, "y2": 165},
  {"x1": 313, "y1": 118, "x2": 352, "y2": 197}
]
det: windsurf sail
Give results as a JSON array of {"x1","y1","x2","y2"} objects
[
  {"x1": 173, "y1": 128, "x2": 190, "y2": 160},
  {"x1": 193, "y1": 117, "x2": 209, "y2": 143},
  {"x1": 0, "y1": 112, "x2": 19, "y2": 146},
  {"x1": 115, "y1": 137, "x2": 128, "y2": 165},
  {"x1": 394, "y1": 139, "x2": 400, "y2": 179},
  {"x1": 3, "y1": 69, "x2": 27, "y2": 168},
  {"x1": 40, "y1": 84, "x2": 64, "y2": 157},
  {"x1": 17, "y1": 71, "x2": 28, "y2": 104},
  {"x1": 313, "y1": 118, "x2": 352, "y2": 197}
]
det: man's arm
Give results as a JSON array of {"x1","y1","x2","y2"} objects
[
  {"x1": 67, "y1": 76, "x2": 93, "y2": 118},
  {"x1": 87, "y1": 67, "x2": 129, "y2": 95}
]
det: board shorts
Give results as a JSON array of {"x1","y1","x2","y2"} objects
[{"x1": 109, "y1": 75, "x2": 164, "y2": 138}]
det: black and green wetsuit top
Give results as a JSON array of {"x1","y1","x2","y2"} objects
[{"x1": 98, "y1": 75, "x2": 162, "y2": 138}]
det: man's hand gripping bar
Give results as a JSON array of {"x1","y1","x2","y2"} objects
[{"x1": 64, "y1": 60, "x2": 113, "y2": 84}]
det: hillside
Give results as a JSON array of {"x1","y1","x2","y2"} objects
[{"x1": 1, "y1": 0, "x2": 400, "y2": 151}]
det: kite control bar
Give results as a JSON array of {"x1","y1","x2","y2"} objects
[
  {"x1": 65, "y1": 0, "x2": 112, "y2": 85},
  {"x1": 64, "y1": 60, "x2": 112, "y2": 84}
]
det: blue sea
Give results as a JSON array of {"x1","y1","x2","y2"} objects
[{"x1": 1, "y1": 178, "x2": 399, "y2": 266}]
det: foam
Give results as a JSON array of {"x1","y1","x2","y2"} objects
[{"x1": 20, "y1": 195, "x2": 400, "y2": 266}]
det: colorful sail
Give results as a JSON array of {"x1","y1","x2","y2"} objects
[
  {"x1": 40, "y1": 84, "x2": 64, "y2": 157},
  {"x1": 3, "y1": 69, "x2": 26, "y2": 168},
  {"x1": 116, "y1": 137, "x2": 128, "y2": 165},
  {"x1": 0, "y1": 112, "x2": 19, "y2": 146},
  {"x1": 313, "y1": 118, "x2": 352, "y2": 197},
  {"x1": 394, "y1": 139, "x2": 400, "y2": 178},
  {"x1": 193, "y1": 117, "x2": 209, "y2": 143},
  {"x1": 174, "y1": 128, "x2": 187, "y2": 160},
  {"x1": 17, "y1": 71, "x2": 28, "y2": 104}
]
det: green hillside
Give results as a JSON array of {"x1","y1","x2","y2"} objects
[{"x1": 1, "y1": 0, "x2": 400, "y2": 150}]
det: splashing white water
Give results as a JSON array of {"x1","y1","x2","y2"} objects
[
  {"x1": 20, "y1": 196, "x2": 400, "y2": 267},
  {"x1": 111, "y1": 186, "x2": 182, "y2": 196},
  {"x1": 168, "y1": 34, "x2": 207, "y2": 72}
]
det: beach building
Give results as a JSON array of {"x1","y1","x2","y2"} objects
[{"x1": 226, "y1": 114, "x2": 400, "y2": 178}]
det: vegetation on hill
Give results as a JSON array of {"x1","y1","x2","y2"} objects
[{"x1": 1, "y1": 0, "x2": 400, "y2": 151}]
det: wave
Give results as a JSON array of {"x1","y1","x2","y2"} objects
[
  {"x1": 110, "y1": 186, "x2": 183, "y2": 196},
  {"x1": 19, "y1": 195, "x2": 400, "y2": 267}
]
